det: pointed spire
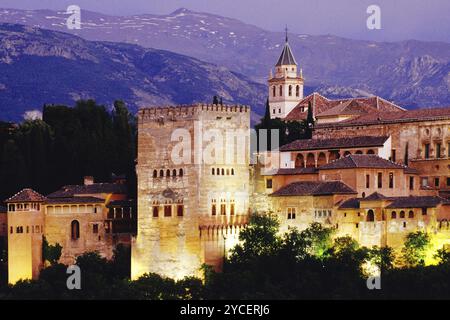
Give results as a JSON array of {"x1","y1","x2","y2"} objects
[{"x1": 276, "y1": 26, "x2": 297, "y2": 66}]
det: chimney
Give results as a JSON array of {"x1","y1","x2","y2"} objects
[{"x1": 84, "y1": 176, "x2": 94, "y2": 186}]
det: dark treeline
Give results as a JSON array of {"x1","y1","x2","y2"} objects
[
  {"x1": 0, "y1": 100, "x2": 136, "y2": 201},
  {"x1": 1, "y1": 216, "x2": 449, "y2": 299}
]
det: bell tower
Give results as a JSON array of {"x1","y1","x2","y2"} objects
[{"x1": 268, "y1": 27, "x2": 304, "y2": 119}]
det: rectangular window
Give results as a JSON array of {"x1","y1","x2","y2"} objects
[
  {"x1": 447, "y1": 177, "x2": 450, "y2": 187},
  {"x1": 389, "y1": 172, "x2": 394, "y2": 189},
  {"x1": 424, "y1": 143, "x2": 430, "y2": 159},
  {"x1": 436, "y1": 143, "x2": 441, "y2": 158},
  {"x1": 366, "y1": 175, "x2": 370, "y2": 188},
  {"x1": 220, "y1": 204, "x2": 226, "y2": 215},
  {"x1": 211, "y1": 204, "x2": 216, "y2": 216},
  {"x1": 391, "y1": 149, "x2": 396, "y2": 162},
  {"x1": 422, "y1": 208, "x2": 427, "y2": 215},
  {"x1": 152, "y1": 206, "x2": 159, "y2": 218},
  {"x1": 164, "y1": 205, "x2": 172, "y2": 217},
  {"x1": 448, "y1": 142, "x2": 450, "y2": 157},
  {"x1": 287, "y1": 208, "x2": 296, "y2": 220},
  {"x1": 377, "y1": 172, "x2": 383, "y2": 188},
  {"x1": 177, "y1": 205, "x2": 183, "y2": 217},
  {"x1": 93, "y1": 224, "x2": 99, "y2": 234},
  {"x1": 421, "y1": 177, "x2": 429, "y2": 187},
  {"x1": 409, "y1": 176, "x2": 414, "y2": 190},
  {"x1": 230, "y1": 203, "x2": 235, "y2": 216},
  {"x1": 435, "y1": 178, "x2": 440, "y2": 188},
  {"x1": 266, "y1": 179, "x2": 273, "y2": 189}
]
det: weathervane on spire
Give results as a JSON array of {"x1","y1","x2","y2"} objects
[{"x1": 285, "y1": 25, "x2": 288, "y2": 42}]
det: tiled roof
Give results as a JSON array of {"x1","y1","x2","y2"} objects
[
  {"x1": 280, "y1": 135, "x2": 389, "y2": 151},
  {"x1": 339, "y1": 198, "x2": 361, "y2": 209},
  {"x1": 261, "y1": 167, "x2": 318, "y2": 176},
  {"x1": 386, "y1": 196, "x2": 447, "y2": 209},
  {"x1": 318, "y1": 155, "x2": 406, "y2": 170},
  {"x1": 284, "y1": 93, "x2": 404, "y2": 121},
  {"x1": 45, "y1": 197, "x2": 104, "y2": 204},
  {"x1": 5, "y1": 188, "x2": 46, "y2": 203},
  {"x1": 275, "y1": 41, "x2": 297, "y2": 66},
  {"x1": 363, "y1": 192, "x2": 388, "y2": 201},
  {"x1": 107, "y1": 199, "x2": 136, "y2": 207},
  {"x1": 316, "y1": 106, "x2": 450, "y2": 128},
  {"x1": 47, "y1": 183, "x2": 127, "y2": 198},
  {"x1": 270, "y1": 181, "x2": 356, "y2": 197}
]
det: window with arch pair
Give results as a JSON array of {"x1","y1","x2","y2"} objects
[{"x1": 212, "y1": 168, "x2": 234, "y2": 176}]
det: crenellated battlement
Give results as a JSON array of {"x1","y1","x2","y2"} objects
[{"x1": 138, "y1": 103, "x2": 250, "y2": 121}]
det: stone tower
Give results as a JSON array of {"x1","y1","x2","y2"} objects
[
  {"x1": 6, "y1": 189, "x2": 45, "y2": 284},
  {"x1": 268, "y1": 29, "x2": 304, "y2": 119},
  {"x1": 132, "y1": 104, "x2": 251, "y2": 280}
]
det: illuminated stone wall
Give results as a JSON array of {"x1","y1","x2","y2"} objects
[{"x1": 133, "y1": 104, "x2": 250, "y2": 280}]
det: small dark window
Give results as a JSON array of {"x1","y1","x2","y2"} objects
[
  {"x1": 377, "y1": 173, "x2": 383, "y2": 188},
  {"x1": 71, "y1": 220, "x2": 80, "y2": 240},
  {"x1": 153, "y1": 170, "x2": 157, "y2": 178},
  {"x1": 391, "y1": 211, "x2": 397, "y2": 219},
  {"x1": 166, "y1": 169, "x2": 171, "y2": 177},
  {"x1": 173, "y1": 169, "x2": 177, "y2": 177},
  {"x1": 389, "y1": 173, "x2": 394, "y2": 189},
  {"x1": 231, "y1": 169, "x2": 235, "y2": 175},
  {"x1": 435, "y1": 178, "x2": 440, "y2": 188},
  {"x1": 422, "y1": 207, "x2": 427, "y2": 215},
  {"x1": 447, "y1": 177, "x2": 450, "y2": 187},
  {"x1": 212, "y1": 168, "x2": 215, "y2": 175},
  {"x1": 408, "y1": 210, "x2": 414, "y2": 218},
  {"x1": 366, "y1": 175, "x2": 370, "y2": 188},
  {"x1": 93, "y1": 224, "x2": 99, "y2": 234},
  {"x1": 164, "y1": 205, "x2": 172, "y2": 217},
  {"x1": 436, "y1": 143, "x2": 441, "y2": 158},
  {"x1": 230, "y1": 203, "x2": 235, "y2": 216},
  {"x1": 211, "y1": 204, "x2": 216, "y2": 216},
  {"x1": 391, "y1": 150, "x2": 396, "y2": 162},
  {"x1": 355, "y1": 223, "x2": 359, "y2": 228},
  {"x1": 409, "y1": 176, "x2": 414, "y2": 190},
  {"x1": 221, "y1": 169, "x2": 225, "y2": 175},
  {"x1": 179, "y1": 169, "x2": 184, "y2": 177},
  {"x1": 152, "y1": 206, "x2": 159, "y2": 217},
  {"x1": 424, "y1": 143, "x2": 430, "y2": 159},
  {"x1": 177, "y1": 205, "x2": 183, "y2": 217},
  {"x1": 400, "y1": 211, "x2": 405, "y2": 218},
  {"x1": 366, "y1": 210, "x2": 375, "y2": 222},
  {"x1": 266, "y1": 179, "x2": 273, "y2": 189},
  {"x1": 160, "y1": 170, "x2": 164, "y2": 177},
  {"x1": 220, "y1": 204, "x2": 226, "y2": 215}
]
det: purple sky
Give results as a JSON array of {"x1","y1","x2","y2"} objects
[{"x1": 2, "y1": 0, "x2": 450, "y2": 42}]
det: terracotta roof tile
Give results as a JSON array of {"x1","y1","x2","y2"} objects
[
  {"x1": 339, "y1": 198, "x2": 361, "y2": 209},
  {"x1": 318, "y1": 154, "x2": 407, "y2": 170},
  {"x1": 363, "y1": 192, "x2": 388, "y2": 201},
  {"x1": 316, "y1": 106, "x2": 450, "y2": 128},
  {"x1": 284, "y1": 92, "x2": 404, "y2": 121},
  {"x1": 45, "y1": 196, "x2": 105, "y2": 204},
  {"x1": 5, "y1": 188, "x2": 46, "y2": 203},
  {"x1": 47, "y1": 183, "x2": 127, "y2": 198},
  {"x1": 280, "y1": 136, "x2": 389, "y2": 151},
  {"x1": 261, "y1": 167, "x2": 318, "y2": 176},
  {"x1": 270, "y1": 181, "x2": 356, "y2": 197}
]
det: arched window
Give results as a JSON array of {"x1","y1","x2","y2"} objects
[
  {"x1": 408, "y1": 210, "x2": 414, "y2": 218},
  {"x1": 211, "y1": 204, "x2": 216, "y2": 216},
  {"x1": 272, "y1": 86, "x2": 276, "y2": 97},
  {"x1": 296, "y1": 85, "x2": 300, "y2": 97},
  {"x1": 231, "y1": 168, "x2": 235, "y2": 175},
  {"x1": 71, "y1": 220, "x2": 80, "y2": 240},
  {"x1": 166, "y1": 169, "x2": 171, "y2": 177},
  {"x1": 366, "y1": 210, "x2": 375, "y2": 222},
  {"x1": 391, "y1": 211, "x2": 397, "y2": 219},
  {"x1": 400, "y1": 211, "x2": 405, "y2": 218},
  {"x1": 216, "y1": 168, "x2": 220, "y2": 175},
  {"x1": 179, "y1": 168, "x2": 183, "y2": 177},
  {"x1": 226, "y1": 169, "x2": 230, "y2": 175},
  {"x1": 221, "y1": 168, "x2": 225, "y2": 175},
  {"x1": 212, "y1": 168, "x2": 215, "y2": 175},
  {"x1": 367, "y1": 149, "x2": 375, "y2": 155},
  {"x1": 355, "y1": 150, "x2": 363, "y2": 154},
  {"x1": 160, "y1": 169, "x2": 164, "y2": 177},
  {"x1": 153, "y1": 170, "x2": 157, "y2": 178},
  {"x1": 279, "y1": 85, "x2": 282, "y2": 96},
  {"x1": 288, "y1": 85, "x2": 292, "y2": 96}
]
